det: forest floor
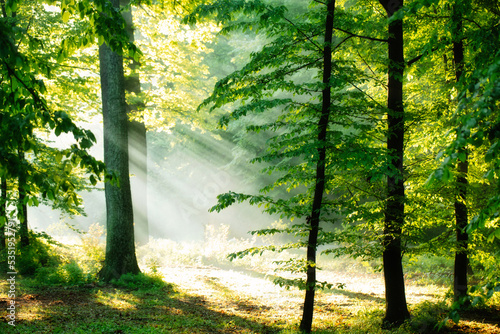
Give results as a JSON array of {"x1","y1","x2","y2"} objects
[{"x1": 1, "y1": 265, "x2": 499, "y2": 333}]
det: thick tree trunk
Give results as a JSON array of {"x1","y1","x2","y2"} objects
[
  {"x1": 299, "y1": 1, "x2": 335, "y2": 332},
  {"x1": 452, "y1": 3, "x2": 469, "y2": 303},
  {"x1": 98, "y1": 0, "x2": 140, "y2": 281},
  {"x1": 379, "y1": 0, "x2": 410, "y2": 327},
  {"x1": 129, "y1": 120, "x2": 148, "y2": 246},
  {"x1": 122, "y1": 0, "x2": 149, "y2": 246}
]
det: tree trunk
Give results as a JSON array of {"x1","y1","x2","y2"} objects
[
  {"x1": 299, "y1": 1, "x2": 335, "y2": 332},
  {"x1": 379, "y1": 0, "x2": 410, "y2": 327},
  {"x1": 18, "y1": 149, "x2": 29, "y2": 248},
  {"x1": 0, "y1": 178, "x2": 7, "y2": 252},
  {"x1": 98, "y1": 0, "x2": 140, "y2": 281},
  {"x1": 129, "y1": 120, "x2": 148, "y2": 246},
  {"x1": 452, "y1": 2, "x2": 469, "y2": 303},
  {"x1": 121, "y1": 1, "x2": 149, "y2": 246}
]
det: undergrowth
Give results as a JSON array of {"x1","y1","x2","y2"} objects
[{"x1": 0, "y1": 222, "x2": 498, "y2": 333}]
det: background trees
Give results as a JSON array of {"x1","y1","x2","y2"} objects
[
  {"x1": 97, "y1": 0, "x2": 141, "y2": 281},
  {"x1": 0, "y1": 0, "x2": 498, "y2": 332},
  {"x1": 186, "y1": 0, "x2": 499, "y2": 330},
  {"x1": 0, "y1": 0, "x2": 108, "y2": 262}
]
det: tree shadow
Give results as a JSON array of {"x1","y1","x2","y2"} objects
[
  {"x1": 320, "y1": 287, "x2": 385, "y2": 304},
  {"x1": 0, "y1": 281, "x2": 282, "y2": 333},
  {"x1": 204, "y1": 262, "x2": 385, "y2": 306}
]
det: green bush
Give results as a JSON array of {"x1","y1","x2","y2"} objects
[
  {"x1": 403, "y1": 301, "x2": 449, "y2": 334},
  {"x1": 34, "y1": 260, "x2": 87, "y2": 285},
  {"x1": 403, "y1": 255, "x2": 453, "y2": 285},
  {"x1": 17, "y1": 231, "x2": 63, "y2": 276},
  {"x1": 110, "y1": 272, "x2": 171, "y2": 291},
  {"x1": 12, "y1": 225, "x2": 105, "y2": 286}
]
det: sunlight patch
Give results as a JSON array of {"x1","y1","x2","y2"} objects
[{"x1": 95, "y1": 290, "x2": 139, "y2": 310}]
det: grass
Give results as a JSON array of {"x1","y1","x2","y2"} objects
[
  {"x1": 1, "y1": 268, "x2": 499, "y2": 334},
  {"x1": 1, "y1": 224, "x2": 499, "y2": 333},
  {"x1": 0, "y1": 274, "x2": 283, "y2": 333}
]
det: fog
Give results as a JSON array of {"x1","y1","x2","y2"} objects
[
  {"x1": 28, "y1": 7, "x2": 282, "y2": 250},
  {"x1": 30, "y1": 117, "x2": 278, "y2": 245}
]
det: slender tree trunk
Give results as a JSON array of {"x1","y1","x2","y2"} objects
[
  {"x1": 98, "y1": 0, "x2": 140, "y2": 281},
  {"x1": 0, "y1": 178, "x2": 7, "y2": 252},
  {"x1": 18, "y1": 149, "x2": 29, "y2": 248},
  {"x1": 121, "y1": 1, "x2": 149, "y2": 246},
  {"x1": 379, "y1": 0, "x2": 410, "y2": 327},
  {"x1": 452, "y1": 2, "x2": 469, "y2": 303},
  {"x1": 299, "y1": 1, "x2": 335, "y2": 332}
]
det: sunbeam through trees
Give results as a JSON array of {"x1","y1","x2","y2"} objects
[{"x1": 0, "y1": 0, "x2": 499, "y2": 333}]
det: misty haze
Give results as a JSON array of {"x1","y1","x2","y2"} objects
[{"x1": 1, "y1": 0, "x2": 499, "y2": 333}]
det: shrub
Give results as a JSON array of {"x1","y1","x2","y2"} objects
[
  {"x1": 110, "y1": 272, "x2": 171, "y2": 291},
  {"x1": 403, "y1": 301, "x2": 449, "y2": 334},
  {"x1": 17, "y1": 230, "x2": 63, "y2": 276}
]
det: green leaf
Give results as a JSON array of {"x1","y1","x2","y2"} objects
[
  {"x1": 487, "y1": 228, "x2": 500, "y2": 242},
  {"x1": 55, "y1": 152, "x2": 63, "y2": 163},
  {"x1": 458, "y1": 151, "x2": 466, "y2": 162},
  {"x1": 62, "y1": 10, "x2": 70, "y2": 23},
  {"x1": 89, "y1": 175, "x2": 97, "y2": 186}
]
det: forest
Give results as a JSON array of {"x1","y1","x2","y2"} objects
[{"x1": 0, "y1": 0, "x2": 499, "y2": 333}]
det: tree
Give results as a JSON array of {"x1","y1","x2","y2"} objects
[
  {"x1": 400, "y1": 0, "x2": 499, "y2": 318},
  {"x1": 378, "y1": 0, "x2": 410, "y2": 326},
  {"x1": 98, "y1": 0, "x2": 141, "y2": 281},
  {"x1": 430, "y1": 0, "x2": 500, "y2": 310},
  {"x1": 0, "y1": 0, "x2": 109, "y2": 262},
  {"x1": 451, "y1": 0, "x2": 469, "y2": 304},
  {"x1": 299, "y1": 0, "x2": 335, "y2": 332},
  {"x1": 186, "y1": 0, "x2": 379, "y2": 332},
  {"x1": 122, "y1": 1, "x2": 149, "y2": 246},
  {"x1": 18, "y1": 148, "x2": 29, "y2": 248},
  {"x1": 0, "y1": 178, "x2": 6, "y2": 253}
]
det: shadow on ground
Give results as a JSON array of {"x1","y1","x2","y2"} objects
[{"x1": 0, "y1": 281, "x2": 282, "y2": 334}]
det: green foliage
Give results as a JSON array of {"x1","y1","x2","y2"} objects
[
  {"x1": 402, "y1": 301, "x2": 449, "y2": 334},
  {"x1": 130, "y1": 1, "x2": 220, "y2": 132},
  {"x1": 403, "y1": 255, "x2": 453, "y2": 286},
  {"x1": 190, "y1": 0, "x2": 386, "y2": 295},
  {"x1": 0, "y1": 0, "x2": 499, "y2": 331},
  {"x1": 75, "y1": 223, "x2": 106, "y2": 279},
  {"x1": 110, "y1": 272, "x2": 169, "y2": 291},
  {"x1": 34, "y1": 260, "x2": 86, "y2": 285},
  {"x1": 0, "y1": 0, "x2": 116, "y2": 234},
  {"x1": 9, "y1": 224, "x2": 105, "y2": 286},
  {"x1": 16, "y1": 230, "x2": 62, "y2": 275}
]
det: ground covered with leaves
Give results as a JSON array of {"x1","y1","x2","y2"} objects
[{"x1": 1, "y1": 266, "x2": 499, "y2": 333}]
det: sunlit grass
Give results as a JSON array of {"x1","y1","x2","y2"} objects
[
  {"x1": 94, "y1": 289, "x2": 140, "y2": 310},
  {"x1": 1, "y1": 223, "x2": 499, "y2": 333}
]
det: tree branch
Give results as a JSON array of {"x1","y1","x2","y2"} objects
[
  {"x1": 2, "y1": 60, "x2": 48, "y2": 111},
  {"x1": 334, "y1": 26, "x2": 388, "y2": 43},
  {"x1": 406, "y1": 46, "x2": 440, "y2": 67},
  {"x1": 281, "y1": 16, "x2": 323, "y2": 52}
]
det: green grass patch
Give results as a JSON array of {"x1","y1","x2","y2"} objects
[{"x1": 2, "y1": 273, "x2": 499, "y2": 334}]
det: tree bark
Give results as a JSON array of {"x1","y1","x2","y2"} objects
[
  {"x1": 299, "y1": 1, "x2": 335, "y2": 332},
  {"x1": 98, "y1": 0, "x2": 140, "y2": 281},
  {"x1": 452, "y1": 2, "x2": 469, "y2": 303},
  {"x1": 121, "y1": 1, "x2": 149, "y2": 246},
  {"x1": 379, "y1": 0, "x2": 410, "y2": 327},
  {"x1": 18, "y1": 149, "x2": 29, "y2": 248},
  {"x1": 0, "y1": 178, "x2": 7, "y2": 252}
]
